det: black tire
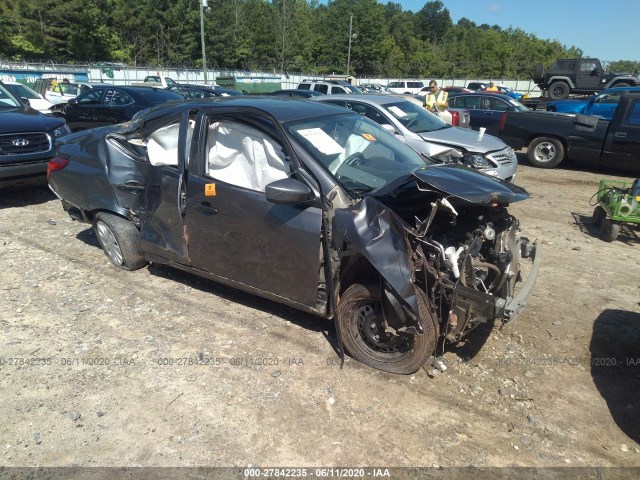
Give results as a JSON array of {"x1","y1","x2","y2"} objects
[
  {"x1": 93, "y1": 212, "x2": 147, "y2": 270},
  {"x1": 533, "y1": 64, "x2": 544, "y2": 84},
  {"x1": 337, "y1": 283, "x2": 437, "y2": 374},
  {"x1": 592, "y1": 206, "x2": 606, "y2": 228},
  {"x1": 527, "y1": 137, "x2": 565, "y2": 168},
  {"x1": 548, "y1": 81, "x2": 569, "y2": 100},
  {"x1": 600, "y1": 219, "x2": 620, "y2": 242}
]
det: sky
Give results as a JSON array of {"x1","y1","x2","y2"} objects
[{"x1": 395, "y1": 0, "x2": 640, "y2": 62}]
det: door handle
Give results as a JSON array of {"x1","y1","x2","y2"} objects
[
  {"x1": 194, "y1": 202, "x2": 218, "y2": 215},
  {"x1": 614, "y1": 132, "x2": 627, "y2": 138},
  {"x1": 117, "y1": 181, "x2": 145, "y2": 192}
]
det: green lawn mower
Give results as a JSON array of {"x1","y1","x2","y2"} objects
[{"x1": 591, "y1": 178, "x2": 640, "y2": 242}]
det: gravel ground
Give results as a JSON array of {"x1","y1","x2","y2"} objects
[{"x1": 1, "y1": 158, "x2": 639, "y2": 469}]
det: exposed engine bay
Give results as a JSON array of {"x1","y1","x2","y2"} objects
[{"x1": 410, "y1": 196, "x2": 535, "y2": 341}]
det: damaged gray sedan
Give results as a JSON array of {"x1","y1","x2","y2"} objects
[{"x1": 48, "y1": 98, "x2": 540, "y2": 374}]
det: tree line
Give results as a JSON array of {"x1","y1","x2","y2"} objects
[{"x1": 1, "y1": 0, "x2": 637, "y2": 79}]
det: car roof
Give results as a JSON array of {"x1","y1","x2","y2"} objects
[
  {"x1": 269, "y1": 89, "x2": 323, "y2": 95},
  {"x1": 449, "y1": 92, "x2": 515, "y2": 101},
  {"x1": 176, "y1": 84, "x2": 213, "y2": 90},
  {"x1": 138, "y1": 96, "x2": 354, "y2": 123},
  {"x1": 314, "y1": 93, "x2": 410, "y2": 105}
]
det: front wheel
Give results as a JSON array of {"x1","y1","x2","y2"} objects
[
  {"x1": 336, "y1": 283, "x2": 437, "y2": 374},
  {"x1": 94, "y1": 212, "x2": 147, "y2": 270},
  {"x1": 600, "y1": 219, "x2": 620, "y2": 242},
  {"x1": 527, "y1": 137, "x2": 565, "y2": 168}
]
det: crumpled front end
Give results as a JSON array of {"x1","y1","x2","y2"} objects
[
  {"x1": 332, "y1": 165, "x2": 540, "y2": 358},
  {"x1": 408, "y1": 195, "x2": 540, "y2": 341}
]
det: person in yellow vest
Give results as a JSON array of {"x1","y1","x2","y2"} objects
[
  {"x1": 423, "y1": 80, "x2": 448, "y2": 115},
  {"x1": 485, "y1": 82, "x2": 499, "y2": 92}
]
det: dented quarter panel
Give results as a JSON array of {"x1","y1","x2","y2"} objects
[{"x1": 49, "y1": 128, "x2": 130, "y2": 218}]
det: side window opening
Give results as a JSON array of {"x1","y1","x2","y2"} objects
[{"x1": 205, "y1": 119, "x2": 291, "y2": 193}]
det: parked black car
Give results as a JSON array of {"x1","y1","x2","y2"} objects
[
  {"x1": 48, "y1": 97, "x2": 539, "y2": 375},
  {"x1": 448, "y1": 92, "x2": 529, "y2": 135},
  {"x1": 53, "y1": 85, "x2": 183, "y2": 132},
  {"x1": 0, "y1": 80, "x2": 71, "y2": 188},
  {"x1": 171, "y1": 84, "x2": 244, "y2": 98},
  {"x1": 267, "y1": 89, "x2": 324, "y2": 99}
]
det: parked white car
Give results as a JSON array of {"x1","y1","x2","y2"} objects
[
  {"x1": 387, "y1": 80, "x2": 425, "y2": 95},
  {"x1": 3, "y1": 81, "x2": 54, "y2": 114}
]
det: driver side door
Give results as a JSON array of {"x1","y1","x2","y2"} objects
[{"x1": 184, "y1": 111, "x2": 324, "y2": 308}]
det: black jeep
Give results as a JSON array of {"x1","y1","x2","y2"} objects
[{"x1": 534, "y1": 58, "x2": 637, "y2": 100}]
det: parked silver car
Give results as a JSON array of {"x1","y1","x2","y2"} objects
[{"x1": 313, "y1": 94, "x2": 518, "y2": 181}]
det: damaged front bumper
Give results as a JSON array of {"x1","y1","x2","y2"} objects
[{"x1": 496, "y1": 238, "x2": 541, "y2": 324}]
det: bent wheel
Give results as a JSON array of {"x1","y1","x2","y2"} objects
[
  {"x1": 94, "y1": 212, "x2": 147, "y2": 271},
  {"x1": 337, "y1": 283, "x2": 436, "y2": 374},
  {"x1": 527, "y1": 137, "x2": 565, "y2": 168}
]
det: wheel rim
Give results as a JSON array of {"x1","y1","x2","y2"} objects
[
  {"x1": 533, "y1": 142, "x2": 557, "y2": 163},
  {"x1": 356, "y1": 302, "x2": 411, "y2": 354},
  {"x1": 96, "y1": 221, "x2": 124, "y2": 266}
]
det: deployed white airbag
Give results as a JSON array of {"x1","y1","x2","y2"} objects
[{"x1": 207, "y1": 121, "x2": 290, "y2": 192}]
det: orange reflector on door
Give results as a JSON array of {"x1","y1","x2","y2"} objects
[{"x1": 205, "y1": 183, "x2": 217, "y2": 196}]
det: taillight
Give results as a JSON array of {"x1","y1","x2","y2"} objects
[
  {"x1": 47, "y1": 157, "x2": 69, "y2": 180},
  {"x1": 450, "y1": 110, "x2": 459, "y2": 126},
  {"x1": 499, "y1": 112, "x2": 508, "y2": 131}
]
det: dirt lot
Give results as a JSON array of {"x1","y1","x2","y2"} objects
[{"x1": 1, "y1": 158, "x2": 639, "y2": 469}]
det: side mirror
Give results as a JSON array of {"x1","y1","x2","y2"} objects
[
  {"x1": 380, "y1": 124, "x2": 396, "y2": 134},
  {"x1": 266, "y1": 178, "x2": 313, "y2": 205},
  {"x1": 68, "y1": 98, "x2": 78, "y2": 105}
]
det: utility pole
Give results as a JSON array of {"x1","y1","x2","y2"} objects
[
  {"x1": 346, "y1": 15, "x2": 353, "y2": 76},
  {"x1": 200, "y1": 0, "x2": 208, "y2": 84}
]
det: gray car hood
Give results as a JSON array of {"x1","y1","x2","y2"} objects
[{"x1": 418, "y1": 126, "x2": 506, "y2": 153}]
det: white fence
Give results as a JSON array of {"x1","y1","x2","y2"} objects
[{"x1": 0, "y1": 61, "x2": 543, "y2": 95}]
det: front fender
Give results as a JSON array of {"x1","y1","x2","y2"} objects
[{"x1": 332, "y1": 197, "x2": 419, "y2": 323}]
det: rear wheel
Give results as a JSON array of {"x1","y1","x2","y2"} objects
[
  {"x1": 527, "y1": 137, "x2": 565, "y2": 168},
  {"x1": 548, "y1": 81, "x2": 569, "y2": 100},
  {"x1": 94, "y1": 212, "x2": 147, "y2": 270},
  {"x1": 337, "y1": 283, "x2": 437, "y2": 374},
  {"x1": 592, "y1": 206, "x2": 606, "y2": 227},
  {"x1": 600, "y1": 219, "x2": 620, "y2": 242}
]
